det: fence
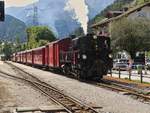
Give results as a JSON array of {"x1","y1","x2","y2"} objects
[{"x1": 110, "y1": 67, "x2": 150, "y2": 83}]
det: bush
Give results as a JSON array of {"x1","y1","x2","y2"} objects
[{"x1": 26, "y1": 26, "x2": 56, "y2": 49}]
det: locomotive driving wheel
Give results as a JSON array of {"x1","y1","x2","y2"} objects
[
  {"x1": 63, "y1": 64, "x2": 71, "y2": 76},
  {"x1": 79, "y1": 70, "x2": 88, "y2": 80}
]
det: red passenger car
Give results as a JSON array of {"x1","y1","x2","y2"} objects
[
  {"x1": 16, "y1": 52, "x2": 21, "y2": 63},
  {"x1": 22, "y1": 51, "x2": 27, "y2": 64},
  {"x1": 20, "y1": 52, "x2": 23, "y2": 63},
  {"x1": 26, "y1": 50, "x2": 33, "y2": 65},
  {"x1": 46, "y1": 41, "x2": 56, "y2": 67},
  {"x1": 46, "y1": 38, "x2": 71, "y2": 68},
  {"x1": 32, "y1": 46, "x2": 45, "y2": 66}
]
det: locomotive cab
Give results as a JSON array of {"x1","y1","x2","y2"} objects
[{"x1": 71, "y1": 34, "x2": 112, "y2": 79}]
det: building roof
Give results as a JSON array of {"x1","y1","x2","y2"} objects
[{"x1": 91, "y1": 2, "x2": 150, "y2": 28}]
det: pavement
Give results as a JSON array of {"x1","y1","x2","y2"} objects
[{"x1": 0, "y1": 61, "x2": 4, "y2": 65}]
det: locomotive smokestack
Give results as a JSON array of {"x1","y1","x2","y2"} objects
[{"x1": 86, "y1": 33, "x2": 94, "y2": 37}]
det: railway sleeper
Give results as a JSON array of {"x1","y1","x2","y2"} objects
[
  {"x1": 59, "y1": 98, "x2": 72, "y2": 102},
  {"x1": 6, "y1": 62, "x2": 101, "y2": 113},
  {"x1": 65, "y1": 103, "x2": 77, "y2": 107}
]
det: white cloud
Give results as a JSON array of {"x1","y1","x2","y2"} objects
[{"x1": 5, "y1": 0, "x2": 39, "y2": 7}]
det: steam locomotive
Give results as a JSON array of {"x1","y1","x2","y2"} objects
[{"x1": 12, "y1": 34, "x2": 113, "y2": 80}]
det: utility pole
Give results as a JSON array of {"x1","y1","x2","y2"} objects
[
  {"x1": 33, "y1": 4, "x2": 39, "y2": 26},
  {"x1": 26, "y1": 3, "x2": 39, "y2": 26},
  {"x1": 145, "y1": 51, "x2": 147, "y2": 75}
]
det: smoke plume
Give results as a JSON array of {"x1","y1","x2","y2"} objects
[{"x1": 65, "y1": 0, "x2": 89, "y2": 35}]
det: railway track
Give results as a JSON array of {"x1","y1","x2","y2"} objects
[
  {"x1": 88, "y1": 80, "x2": 150, "y2": 102},
  {"x1": 2, "y1": 61, "x2": 149, "y2": 113},
  {"x1": 7, "y1": 62, "x2": 150, "y2": 102},
  {"x1": 70, "y1": 69, "x2": 150, "y2": 101},
  {"x1": 2, "y1": 62, "x2": 104, "y2": 113}
]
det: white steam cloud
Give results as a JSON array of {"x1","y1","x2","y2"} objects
[{"x1": 65, "y1": 0, "x2": 89, "y2": 35}]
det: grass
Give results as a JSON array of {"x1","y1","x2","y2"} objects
[{"x1": 123, "y1": 77, "x2": 150, "y2": 85}]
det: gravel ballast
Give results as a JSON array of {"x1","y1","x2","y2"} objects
[
  {"x1": 8, "y1": 62, "x2": 150, "y2": 113},
  {"x1": 0, "y1": 62, "x2": 56, "y2": 113}
]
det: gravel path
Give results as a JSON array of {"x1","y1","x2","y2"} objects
[
  {"x1": 8, "y1": 62, "x2": 150, "y2": 113},
  {"x1": 0, "y1": 62, "x2": 55, "y2": 113}
]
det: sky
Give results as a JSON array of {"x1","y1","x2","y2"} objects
[{"x1": 5, "y1": 0, "x2": 39, "y2": 7}]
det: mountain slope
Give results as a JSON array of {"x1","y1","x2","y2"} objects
[
  {"x1": 6, "y1": 0, "x2": 115, "y2": 38},
  {"x1": 0, "y1": 15, "x2": 27, "y2": 42}
]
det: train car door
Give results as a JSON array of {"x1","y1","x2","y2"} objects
[
  {"x1": 42, "y1": 48, "x2": 45, "y2": 66},
  {"x1": 32, "y1": 51, "x2": 34, "y2": 65}
]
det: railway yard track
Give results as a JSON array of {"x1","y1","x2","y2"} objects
[
  {"x1": 1, "y1": 62, "x2": 103, "y2": 113},
  {"x1": 5, "y1": 62, "x2": 150, "y2": 102},
  {"x1": 9, "y1": 62, "x2": 150, "y2": 102},
  {"x1": 0, "y1": 62, "x2": 149, "y2": 112}
]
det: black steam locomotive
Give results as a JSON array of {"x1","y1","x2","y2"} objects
[
  {"x1": 13, "y1": 33, "x2": 113, "y2": 80},
  {"x1": 61, "y1": 34, "x2": 113, "y2": 79}
]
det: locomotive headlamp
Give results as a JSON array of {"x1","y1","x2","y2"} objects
[
  {"x1": 93, "y1": 35, "x2": 97, "y2": 39},
  {"x1": 82, "y1": 54, "x2": 87, "y2": 60},
  {"x1": 109, "y1": 54, "x2": 113, "y2": 58}
]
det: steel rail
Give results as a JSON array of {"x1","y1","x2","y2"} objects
[
  {"x1": 88, "y1": 80, "x2": 150, "y2": 101},
  {"x1": 102, "y1": 79, "x2": 150, "y2": 95},
  {"x1": 2, "y1": 62, "x2": 102, "y2": 113},
  {"x1": 7, "y1": 62, "x2": 150, "y2": 102},
  {"x1": 6, "y1": 62, "x2": 150, "y2": 109}
]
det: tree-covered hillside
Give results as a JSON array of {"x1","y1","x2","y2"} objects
[
  {"x1": 91, "y1": 0, "x2": 134, "y2": 24},
  {"x1": 6, "y1": 0, "x2": 114, "y2": 38},
  {"x1": 0, "y1": 15, "x2": 27, "y2": 42},
  {"x1": 91, "y1": 0, "x2": 150, "y2": 25}
]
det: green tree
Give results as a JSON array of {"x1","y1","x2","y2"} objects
[
  {"x1": 21, "y1": 43, "x2": 27, "y2": 51},
  {"x1": 111, "y1": 18, "x2": 150, "y2": 59},
  {"x1": 14, "y1": 36, "x2": 22, "y2": 52},
  {"x1": 0, "y1": 41, "x2": 3, "y2": 54},
  {"x1": 26, "y1": 26, "x2": 56, "y2": 49},
  {"x1": 2, "y1": 42, "x2": 14, "y2": 60},
  {"x1": 136, "y1": 0, "x2": 150, "y2": 5}
]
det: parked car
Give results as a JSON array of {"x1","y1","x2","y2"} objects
[
  {"x1": 113, "y1": 62, "x2": 129, "y2": 71},
  {"x1": 113, "y1": 59, "x2": 129, "y2": 64},
  {"x1": 146, "y1": 59, "x2": 150, "y2": 70}
]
